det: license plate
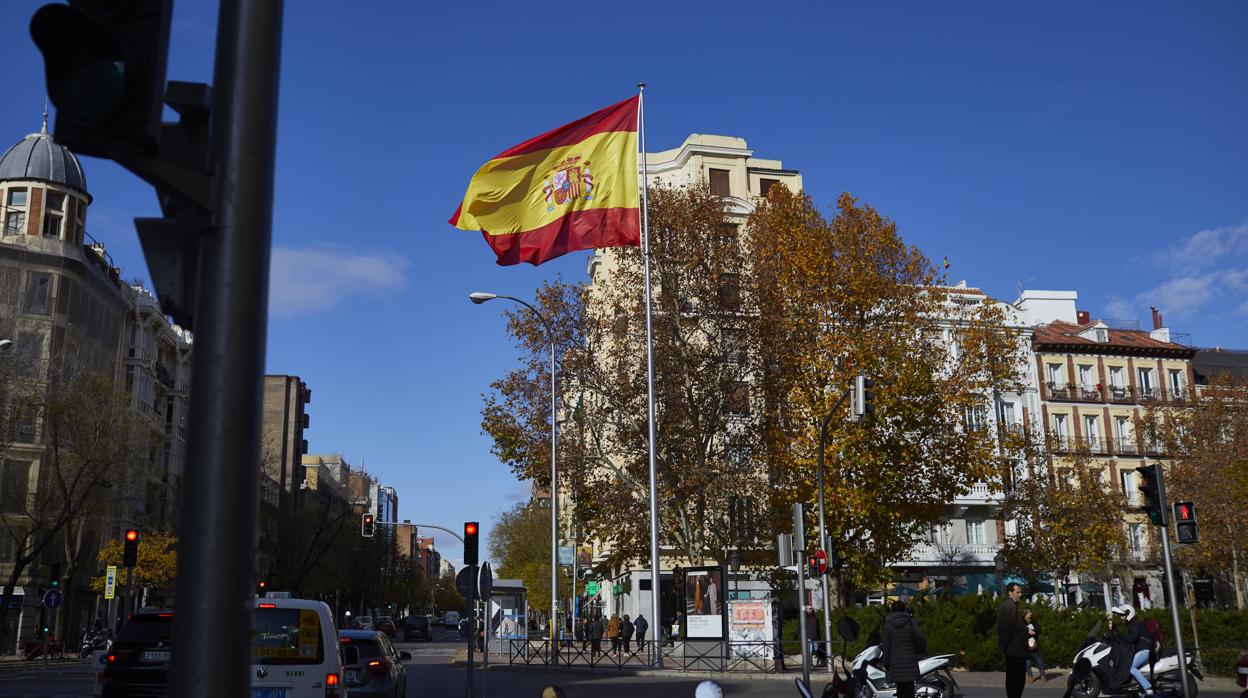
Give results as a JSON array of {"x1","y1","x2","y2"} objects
[
  {"x1": 346, "y1": 670, "x2": 358, "y2": 683},
  {"x1": 141, "y1": 650, "x2": 170, "y2": 662},
  {"x1": 252, "y1": 689, "x2": 286, "y2": 698}
]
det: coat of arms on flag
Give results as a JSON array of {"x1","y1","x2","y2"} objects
[{"x1": 543, "y1": 158, "x2": 596, "y2": 211}]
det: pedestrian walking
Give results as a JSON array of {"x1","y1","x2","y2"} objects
[
  {"x1": 606, "y1": 613, "x2": 621, "y2": 655},
  {"x1": 997, "y1": 582, "x2": 1030, "y2": 698},
  {"x1": 576, "y1": 616, "x2": 587, "y2": 652},
  {"x1": 1024, "y1": 607, "x2": 1046, "y2": 683},
  {"x1": 634, "y1": 613, "x2": 649, "y2": 653},
  {"x1": 621, "y1": 614, "x2": 634, "y2": 654},
  {"x1": 881, "y1": 600, "x2": 927, "y2": 698}
]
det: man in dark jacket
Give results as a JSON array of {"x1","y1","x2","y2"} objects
[
  {"x1": 589, "y1": 615, "x2": 604, "y2": 657},
  {"x1": 881, "y1": 600, "x2": 927, "y2": 698},
  {"x1": 998, "y1": 583, "x2": 1029, "y2": 698},
  {"x1": 633, "y1": 614, "x2": 649, "y2": 653},
  {"x1": 1109, "y1": 604, "x2": 1154, "y2": 695}
]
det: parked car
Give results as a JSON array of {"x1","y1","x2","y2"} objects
[
  {"x1": 100, "y1": 610, "x2": 174, "y2": 697},
  {"x1": 339, "y1": 630, "x2": 410, "y2": 698},
  {"x1": 376, "y1": 616, "x2": 397, "y2": 638},
  {"x1": 252, "y1": 598, "x2": 345, "y2": 698},
  {"x1": 401, "y1": 615, "x2": 433, "y2": 641},
  {"x1": 355, "y1": 615, "x2": 375, "y2": 631},
  {"x1": 442, "y1": 611, "x2": 460, "y2": 629}
]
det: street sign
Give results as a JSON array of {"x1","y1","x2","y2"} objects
[
  {"x1": 558, "y1": 546, "x2": 574, "y2": 566},
  {"x1": 478, "y1": 561, "x2": 493, "y2": 599},
  {"x1": 42, "y1": 588, "x2": 62, "y2": 609},
  {"x1": 814, "y1": 550, "x2": 829, "y2": 576},
  {"x1": 585, "y1": 581, "x2": 600, "y2": 595},
  {"x1": 456, "y1": 565, "x2": 478, "y2": 599},
  {"x1": 104, "y1": 565, "x2": 117, "y2": 600}
]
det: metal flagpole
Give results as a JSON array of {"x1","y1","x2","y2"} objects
[{"x1": 637, "y1": 82, "x2": 663, "y2": 668}]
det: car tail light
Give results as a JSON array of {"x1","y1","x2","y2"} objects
[
  {"x1": 367, "y1": 659, "x2": 388, "y2": 675},
  {"x1": 325, "y1": 672, "x2": 342, "y2": 697},
  {"x1": 106, "y1": 650, "x2": 130, "y2": 664},
  {"x1": 259, "y1": 603, "x2": 277, "y2": 609}
]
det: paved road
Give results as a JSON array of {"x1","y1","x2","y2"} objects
[{"x1": 1, "y1": 630, "x2": 1241, "y2": 698}]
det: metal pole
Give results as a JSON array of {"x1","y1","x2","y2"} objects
[
  {"x1": 794, "y1": 503, "x2": 811, "y2": 690},
  {"x1": 638, "y1": 81, "x2": 663, "y2": 669},
  {"x1": 571, "y1": 513, "x2": 578, "y2": 646},
  {"x1": 465, "y1": 577, "x2": 476, "y2": 698},
  {"x1": 126, "y1": 566, "x2": 135, "y2": 620},
  {"x1": 549, "y1": 334, "x2": 559, "y2": 661},
  {"x1": 170, "y1": 0, "x2": 282, "y2": 695},
  {"x1": 1157, "y1": 471, "x2": 1191, "y2": 698}
]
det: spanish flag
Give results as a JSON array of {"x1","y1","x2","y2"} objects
[{"x1": 449, "y1": 96, "x2": 640, "y2": 266}]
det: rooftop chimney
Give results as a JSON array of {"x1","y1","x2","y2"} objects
[
  {"x1": 1076, "y1": 310, "x2": 1091, "y2": 324},
  {"x1": 1150, "y1": 306, "x2": 1164, "y2": 330}
]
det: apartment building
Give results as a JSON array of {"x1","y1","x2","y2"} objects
[
  {"x1": 1024, "y1": 295, "x2": 1195, "y2": 606},
  {"x1": 260, "y1": 375, "x2": 312, "y2": 515}
]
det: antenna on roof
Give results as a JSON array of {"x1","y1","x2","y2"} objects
[
  {"x1": 41, "y1": 97, "x2": 49, "y2": 135},
  {"x1": 1016, "y1": 277, "x2": 1035, "y2": 299}
]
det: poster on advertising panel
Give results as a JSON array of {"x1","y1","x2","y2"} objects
[
  {"x1": 683, "y1": 566, "x2": 724, "y2": 639},
  {"x1": 728, "y1": 600, "x2": 773, "y2": 658}
]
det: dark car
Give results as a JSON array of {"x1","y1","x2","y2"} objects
[
  {"x1": 338, "y1": 629, "x2": 410, "y2": 698},
  {"x1": 376, "y1": 617, "x2": 397, "y2": 638},
  {"x1": 401, "y1": 615, "x2": 433, "y2": 641},
  {"x1": 101, "y1": 610, "x2": 174, "y2": 697}
]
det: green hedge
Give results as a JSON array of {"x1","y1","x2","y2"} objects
[{"x1": 781, "y1": 595, "x2": 1248, "y2": 676}]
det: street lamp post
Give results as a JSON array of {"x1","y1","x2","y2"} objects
[
  {"x1": 994, "y1": 552, "x2": 1006, "y2": 595},
  {"x1": 470, "y1": 292, "x2": 560, "y2": 656}
]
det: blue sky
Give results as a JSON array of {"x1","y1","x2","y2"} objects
[{"x1": 3, "y1": 1, "x2": 1246, "y2": 568}]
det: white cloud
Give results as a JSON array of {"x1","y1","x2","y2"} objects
[
  {"x1": 1102, "y1": 296, "x2": 1136, "y2": 321},
  {"x1": 269, "y1": 246, "x2": 409, "y2": 317},
  {"x1": 1154, "y1": 222, "x2": 1248, "y2": 274}
]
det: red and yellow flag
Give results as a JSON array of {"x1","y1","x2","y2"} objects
[{"x1": 449, "y1": 96, "x2": 640, "y2": 266}]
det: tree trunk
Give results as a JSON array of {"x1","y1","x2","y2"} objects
[{"x1": 1231, "y1": 546, "x2": 1244, "y2": 610}]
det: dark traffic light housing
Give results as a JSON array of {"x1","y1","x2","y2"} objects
[
  {"x1": 49, "y1": 563, "x2": 61, "y2": 589},
  {"x1": 30, "y1": 0, "x2": 174, "y2": 157},
  {"x1": 1173, "y1": 501, "x2": 1198, "y2": 544},
  {"x1": 1136, "y1": 464, "x2": 1166, "y2": 526},
  {"x1": 361, "y1": 514, "x2": 375, "y2": 538},
  {"x1": 464, "y1": 521, "x2": 479, "y2": 566},
  {"x1": 123, "y1": 529, "x2": 140, "y2": 567},
  {"x1": 853, "y1": 374, "x2": 876, "y2": 420},
  {"x1": 256, "y1": 580, "x2": 267, "y2": 597}
]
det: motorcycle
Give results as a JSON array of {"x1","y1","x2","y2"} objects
[
  {"x1": 79, "y1": 628, "x2": 113, "y2": 659},
  {"x1": 850, "y1": 642, "x2": 958, "y2": 698},
  {"x1": 1066, "y1": 619, "x2": 1202, "y2": 698}
]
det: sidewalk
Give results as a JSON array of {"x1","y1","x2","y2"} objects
[{"x1": 469, "y1": 656, "x2": 1243, "y2": 693}]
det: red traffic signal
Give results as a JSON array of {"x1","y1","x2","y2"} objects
[
  {"x1": 464, "y1": 521, "x2": 479, "y2": 566},
  {"x1": 360, "y1": 514, "x2": 375, "y2": 538},
  {"x1": 465, "y1": 522, "x2": 478, "y2": 536},
  {"x1": 1174, "y1": 502, "x2": 1194, "y2": 522},
  {"x1": 1173, "y1": 500, "x2": 1199, "y2": 544},
  {"x1": 125, "y1": 529, "x2": 139, "y2": 542},
  {"x1": 123, "y1": 529, "x2": 140, "y2": 567}
]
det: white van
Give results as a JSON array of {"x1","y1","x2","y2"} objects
[{"x1": 252, "y1": 598, "x2": 344, "y2": 698}]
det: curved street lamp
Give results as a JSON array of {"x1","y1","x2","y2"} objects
[{"x1": 469, "y1": 291, "x2": 560, "y2": 651}]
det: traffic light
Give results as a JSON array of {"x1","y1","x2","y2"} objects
[
  {"x1": 807, "y1": 555, "x2": 819, "y2": 578},
  {"x1": 361, "y1": 514, "x2": 375, "y2": 538},
  {"x1": 1136, "y1": 464, "x2": 1166, "y2": 526},
  {"x1": 853, "y1": 374, "x2": 876, "y2": 420},
  {"x1": 30, "y1": 0, "x2": 174, "y2": 157},
  {"x1": 123, "y1": 529, "x2": 140, "y2": 567},
  {"x1": 464, "y1": 521, "x2": 479, "y2": 566},
  {"x1": 1173, "y1": 501, "x2": 1199, "y2": 544},
  {"x1": 256, "y1": 580, "x2": 267, "y2": 597}
]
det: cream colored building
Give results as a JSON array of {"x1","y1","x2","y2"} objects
[{"x1": 580, "y1": 134, "x2": 801, "y2": 620}]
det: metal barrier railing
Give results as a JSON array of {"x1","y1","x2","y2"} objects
[{"x1": 506, "y1": 638, "x2": 790, "y2": 673}]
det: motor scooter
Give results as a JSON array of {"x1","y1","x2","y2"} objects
[
  {"x1": 1233, "y1": 650, "x2": 1247, "y2": 698},
  {"x1": 1066, "y1": 619, "x2": 1202, "y2": 698},
  {"x1": 850, "y1": 642, "x2": 958, "y2": 698}
]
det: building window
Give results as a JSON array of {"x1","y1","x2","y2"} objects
[
  {"x1": 1109, "y1": 366, "x2": 1123, "y2": 387},
  {"x1": 1114, "y1": 416, "x2": 1133, "y2": 451},
  {"x1": 1168, "y1": 369, "x2": 1184, "y2": 399},
  {"x1": 1000, "y1": 401, "x2": 1017, "y2": 427},
  {"x1": 1095, "y1": 328, "x2": 1108, "y2": 342},
  {"x1": 718, "y1": 273, "x2": 741, "y2": 309},
  {"x1": 964, "y1": 406, "x2": 988, "y2": 431},
  {"x1": 15, "y1": 332, "x2": 42, "y2": 379},
  {"x1": 1120, "y1": 469, "x2": 1138, "y2": 505},
  {"x1": 1078, "y1": 364, "x2": 1095, "y2": 387},
  {"x1": 0, "y1": 460, "x2": 32, "y2": 513},
  {"x1": 759, "y1": 178, "x2": 778, "y2": 196},
  {"x1": 724, "y1": 381, "x2": 749, "y2": 415},
  {"x1": 42, "y1": 212, "x2": 62, "y2": 238},
  {"x1": 4, "y1": 211, "x2": 25, "y2": 236},
  {"x1": 965, "y1": 519, "x2": 986, "y2": 545},
  {"x1": 1127, "y1": 523, "x2": 1145, "y2": 560},
  {"x1": 45, "y1": 192, "x2": 65, "y2": 211},
  {"x1": 1083, "y1": 415, "x2": 1100, "y2": 447},
  {"x1": 930, "y1": 522, "x2": 953, "y2": 545},
  {"x1": 23, "y1": 271, "x2": 53, "y2": 316},
  {"x1": 1047, "y1": 363, "x2": 1064, "y2": 386},
  {"x1": 1137, "y1": 368, "x2": 1154, "y2": 394},
  {"x1": 709, "y1": 168, "x2": 730, "y2": 196},
  {"x1": 1052, "y1": 413, "x2": 1068, "y2": 439},
  {"x1": 7, "y1": 189, "x2": 27, "y2": 207}
]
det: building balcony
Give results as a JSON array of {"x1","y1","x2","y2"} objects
[
  {"x1": 1143, "y1": 440, "x2": 1166, "y2": 456},
  {"x1": 1137, "y1": 387, "x2": 1161, "y2": 403},
  {"x1": 1046, "y1": 382, "x2": 1071, "y2": 400},
  {"x1": 953, "y1": 482, "x2": 1001, "y2": 505},
  {"x1": 1082, "y1": 437, "x2": 1111, "y2": 455},
  {"x1": 1167, "y1": 387, "x2": 1188, "y2": 404},
  {"x1": 1115, "y1": 439, "x2": 1140, "y2": 456},
  {"x1": 903, "y1": 543, "x2": 1004, "y2": 565},
  {"x1": 1076, "y1": 384, "x2": 1104, "y2": 402},
  {"x1": 1108, "y1": 386, "x2": 1134, "y2": 404}
]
